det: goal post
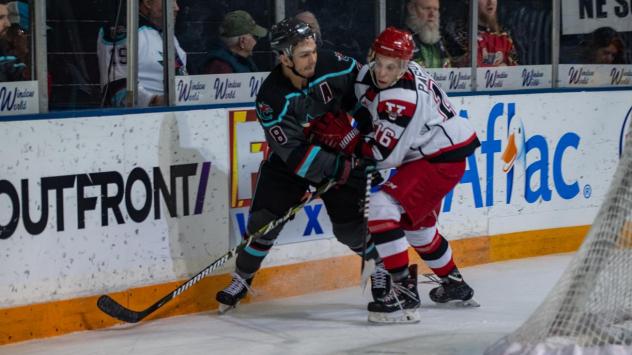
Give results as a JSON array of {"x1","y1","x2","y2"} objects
[{"x1": 485, "y1": 126, "x2": 632, "y2": 355}]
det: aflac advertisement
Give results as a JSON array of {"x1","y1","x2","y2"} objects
[
  {"x1": 443, "y1": 92, "x2": 629, "y2": 237},
  {"x1": 227, "y1": 91, "x2": 631, "y2": 242}
]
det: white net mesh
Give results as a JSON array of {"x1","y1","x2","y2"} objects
[{"x1": 485, "y1": 126, "x2": 632, "y2": 355}]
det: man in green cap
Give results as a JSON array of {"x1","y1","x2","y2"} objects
[{"x1": 202, "y1": 10, "x2": 268, "y2": 74}]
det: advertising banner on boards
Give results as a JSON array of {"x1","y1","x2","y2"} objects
[
  {"x1": 226, "y1": 92, "x2": 632, "y2": 244},
  {"x1": 558, "y1": 64, "x2": 632, "y2": 87},
  {"x1": 0, "y1": 110, "x2": 230, "y2": 306},
  {"x1": 176, "y1": 73, "x2": 268, "y2": 106},
  {"x1": 0, "y1": 81, "x2": 39, "y2": 116},
  {"x1": 562, "y1": 0, "x2": 632, "y2": 34}
]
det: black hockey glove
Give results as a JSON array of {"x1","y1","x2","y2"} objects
[{"x1": 333, "y1": 155, "x2": 376, "y2": 188}]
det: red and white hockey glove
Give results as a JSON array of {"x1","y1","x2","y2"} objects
[{"x1": 310, "y1": 111, "x2": 361, "y2": 156}]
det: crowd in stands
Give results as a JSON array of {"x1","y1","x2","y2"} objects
[{"x1": 1, "y1": 0, "x2": 629, "y2": 110}]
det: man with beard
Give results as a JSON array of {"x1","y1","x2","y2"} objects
[
  {"x1": 405, "y1": 0, "x2": 451, "y2": 68},
  {"x1": 477, "y1": 0, "x2": 517, "y2": 66}
]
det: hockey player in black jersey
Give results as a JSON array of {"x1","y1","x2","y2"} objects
[{"x1": 216, "y1": 18, "x2": 389, "y2": 312}]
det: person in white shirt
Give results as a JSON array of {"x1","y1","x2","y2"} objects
[
  {"x1": 310, "y1": 27, "x2": 481, "y2": 324},
  {"x1": 97, "y1": 0, "x2": 187, "y2": 107}
]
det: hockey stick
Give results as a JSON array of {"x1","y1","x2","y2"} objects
[
  {"x1": 97, "y1": 179, "x2": 338, "y2": 323},
  {"x1": 360, "y1": 170, "x2": 375, "y2": 289}
]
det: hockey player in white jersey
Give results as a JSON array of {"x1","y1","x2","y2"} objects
[
  {"x1": 311, "y1": 27, "x2": 481, "y2": 323},
  {"x1": 97, "y1": 0, "x2": 187, "y2": 107}
]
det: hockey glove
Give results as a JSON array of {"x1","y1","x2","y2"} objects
[
  {"x1": 333, "y1": 155, "x2": 376, "y2": 187},
  {"x1": 311, "y1": 111, "x2": 361, "y2": 156}
]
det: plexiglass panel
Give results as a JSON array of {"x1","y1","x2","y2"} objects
[
  {"x1": 47, "y1": 0, "x2": 118, "y2": 110},
  {"x1": 387, "y1": 0, "x2": 472, "y2": 92},
  {"x1": 0, "y1": 0, "x2": 40, "y2": 115},
  {"x1": 285, "y1": 0, "x2": 378, "y2": 63},
  {"x1": 476, "y1": 0, "x2": 553, "y2": 91},
  {"x1": 559, "y1": 0, "x2": 632, "y2": 87}
]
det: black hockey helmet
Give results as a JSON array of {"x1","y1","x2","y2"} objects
[{"x1": 269, "y1": 18, "x2": 315, "y2": 57}]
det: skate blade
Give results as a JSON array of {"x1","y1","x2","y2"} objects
[
  {"x1": 368, "y1": 309, "x2": 421, "y2": 324},
  {"x1": 218, "y1": 302, "x2": 239, "y2": 315},
  {"x1": 437, "y1": 298, "x2": 480, "y2": 308}
]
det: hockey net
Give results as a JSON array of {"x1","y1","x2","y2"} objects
[{"x1": 485, "y1": 126, "x2": 632, "y2": 355}]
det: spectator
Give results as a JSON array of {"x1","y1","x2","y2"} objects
[
  {"x1": 294, "y1": 11, "x2": 326, "y2": 48},
  {"x1": 404, "y1": 0, "x2": 452, "y2": 68},
  {"x1": 580, "y1": 27, "x2": 625, "y2": 64},
  {"x1": 97, "y1": 0, "x2": 187, "y2": 107},
  {"x1": 294, "y1": 9, "x2": 364, "y2": 62},
  {"x1": 5, "y1": 1, "x2": 29, "y2": 80},
  {"x1": 294, "y1": 11, "x2": 320, "y2": 38},
  {"x1": 477, "y1": 0, "x2": 518, "y2": 67},
  {"x1": 0, "y1": 0, "x2": 25, "y2": 82},
  {"x1": 202, "y1": 10, "x2": 267, "y2": 74}
]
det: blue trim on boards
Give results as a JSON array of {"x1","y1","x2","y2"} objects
[
  {"x1": 450, "y1": 86, "x2": 632, "y2": 97},
  {"x1": 0, "y1": 86, "x2": 630, "y2": 123},
  {"x1": 0, "y1": 102, "x2": 256, "y2": 122}
]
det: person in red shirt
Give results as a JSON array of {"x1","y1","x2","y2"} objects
[{"x1": 477, "y1": 0, "x2": 518, "y2": 67}]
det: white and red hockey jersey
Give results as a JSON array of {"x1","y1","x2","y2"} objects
[
  {"x1": 353, "y1": 61, "x2": 480, "y2": 169},
  {"x1": 97, "y1": 15, "x2": 187, "y2": 107}
]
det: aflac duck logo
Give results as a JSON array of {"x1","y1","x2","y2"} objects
[
  {"x1": 500, "y1": 114, "x2": 527, "y2": 204},
  {"x1": 501, "y1": 115, "x2": 526, "y2": 173}
]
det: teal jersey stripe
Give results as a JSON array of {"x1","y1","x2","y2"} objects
[
  {"x1": 260, "y1": 58, "x2": 357, "y2": 128},
  {"x1": 306, "y1": 58, "x2": 356, "y2": 90},
  {"x1": 244, "y1": 245, "x2": 269, "y2": 257},
  {"x1": 261, "y1": 92, "x2": 300, "y2": 127},
  {"x1": 296, "y1": 146, "x2": 321, "y2": 178}
]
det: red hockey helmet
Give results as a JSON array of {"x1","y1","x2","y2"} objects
[{"x1": 371, "y1": 27, "x2": 415, "y2": 60}]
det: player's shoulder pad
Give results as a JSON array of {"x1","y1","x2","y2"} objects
[
  {"x1": 316, "y1": 50, "x2": 358, "y2": 75},
  {"x1": 255, "y1": 68, "x2": 293, "y2": 123},
  {"x1": 376, "y1": 86, "x2": 417, "y2": 119}
]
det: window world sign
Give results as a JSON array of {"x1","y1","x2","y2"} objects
[
  {"x1": 176, "y1": 72, "x2": 270, "y2": 106},
  {"x1": 0, "y1": 81, "x2": 39, "y2": 116},
  {"x1": 477, "y1": 65, "x2": 552, "y2": 91},
  {"x1": 559, "y1": 64, "x2": 632, "y2": 88},
  {"x1": 426, "y1": 68, "x2": 472, "y2": 93}
]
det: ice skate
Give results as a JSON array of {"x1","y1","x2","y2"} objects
[
  {"x1": 367, "y1": 265, "x2": 420, "y2": 324},
  {"x1": 370, "y1": 264, "x2": 391, "y2": 302},
  {"x1": 216, "y1": 273, "x2": 253, "y2": 314},
  {"x1": 424, "y1": 268, "x2": 480, "y2": 307}
]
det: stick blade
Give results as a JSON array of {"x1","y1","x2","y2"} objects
[
  {"x1": 360, "y1": 259, "x2": 376, "y2": 291},
  {"x1": 97, "y1": 295, "x2": 143, "y2": 323}
]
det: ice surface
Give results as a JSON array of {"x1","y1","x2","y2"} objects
[{"x1": 0, "y1": 254, "x2": 572, "y2": 355}]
